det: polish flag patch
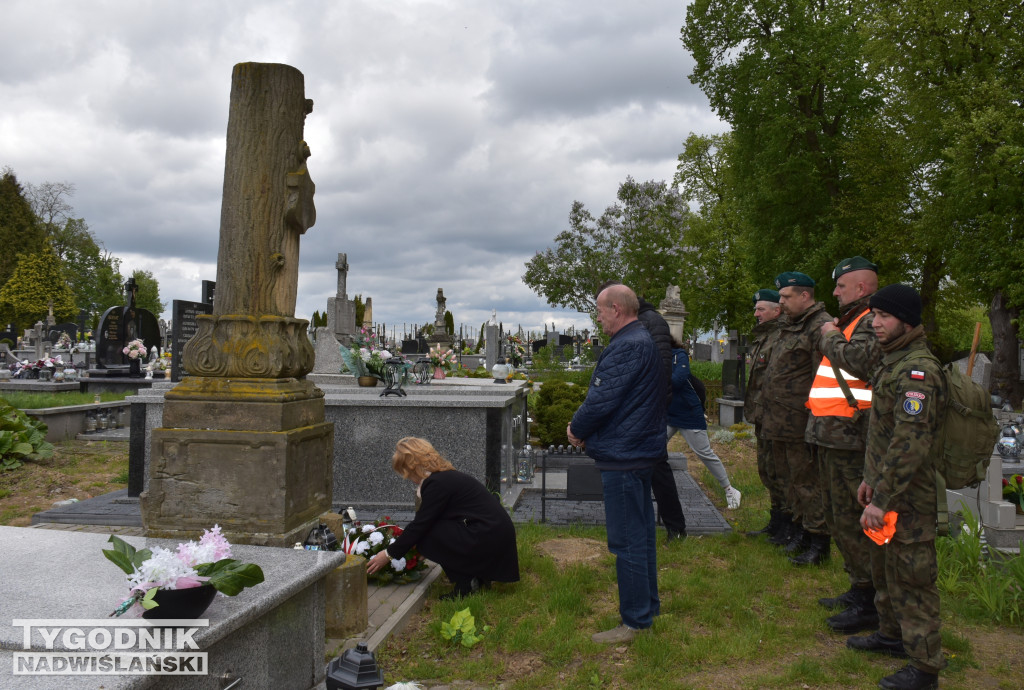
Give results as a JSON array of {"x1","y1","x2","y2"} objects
[{"x1": 910, "y1": 370, "x2": 925, "y2": 380}]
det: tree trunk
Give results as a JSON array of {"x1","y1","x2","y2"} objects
[
  {"x1": 989, "y1": 290, "x2": 1023, "y2": 407},
  {"x1": 215, "y1": 62, "x2": 315, "y2": 318}
]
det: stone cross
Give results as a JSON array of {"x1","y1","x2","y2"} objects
[{"x1": 336, "y1": 253, "x2": 349, "y2": 298}]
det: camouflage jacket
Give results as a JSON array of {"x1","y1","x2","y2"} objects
[
  {"x1": 864, "y1": 332, "x2": 946, "y2": 543},
  {"x1": 805, "y1": 296, "x2": 882, "y2": 450},
  {"x1": 744, "y1": 318, "x2": 781, "y2": 430},
  {"x1": 761, "y1": 301, "x2": 832, "y2": 441}
]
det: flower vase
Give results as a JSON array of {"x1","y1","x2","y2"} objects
[
  {"x1": 128, "y1": 359, "x2": 143, "y2": 378},
  {"x1": 142, "y1": 584, "x2": 217, "y2": 620},
  {"x1": 433, "y1": 366, "x2": 446, "y2": 380},
  {"x1": 357, "y1": 375, "x2": 378, "y2": 387}
]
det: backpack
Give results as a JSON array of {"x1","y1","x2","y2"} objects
[{"x1": 889, "y1": 354, "x2": 1000, "y2": 490}]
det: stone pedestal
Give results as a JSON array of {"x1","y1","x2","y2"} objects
[
  {"x1": 325, "y1": 555, "x2": 369, "y2": 638},
  {"x1": 142, "y1": 378, "x2": 333, "y2": 547},
  {"x1": 716, "y1": 398, "x2": 744, "y2": 426}
]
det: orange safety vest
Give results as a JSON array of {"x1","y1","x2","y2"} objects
[{"x1": 806, "y1": 308, "x2": 872, "y2": 418}]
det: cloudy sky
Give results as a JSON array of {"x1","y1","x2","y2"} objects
[{"x1": 1, "y1": 0, "x2": 723, "y2": 340}]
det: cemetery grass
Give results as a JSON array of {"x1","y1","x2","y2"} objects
[
  {"x1": 1, "y1": 390, "x2": 129, "y2": 408},
  {"x1": 376, "y1": 433, "x2": 1024, "y2": 689},
  {"x1": 0, "y1": 439, "x2": 128, "y2": 525}
]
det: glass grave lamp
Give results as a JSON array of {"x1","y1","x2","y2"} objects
[
  {"x1": 491, "y1": 357, "x2": 511, "y2": 383},
  {"x1": 413, "y1": 358, "x2": 434, "y2": 385},
  {"x1": 380, "y1": 357, "x2": 407, "y2": 397},
  {"x1": 325, "y1": 642, "x2": 384, "y2": 690},
  {"x1": 516, "y1": 444, "x2": 535, "y2": 483}
]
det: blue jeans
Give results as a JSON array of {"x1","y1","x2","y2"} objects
[{"x1": 601, "y1": 466, "x2": 659, "y2": 629}]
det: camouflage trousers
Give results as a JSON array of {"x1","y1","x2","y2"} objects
[
  {"x1": 818, "y1": 447, "x2": 872, "y2": 587},
  {"x1": 870, "y1": 539, "x2": 945, "y2": 673},
  {"x1": 772, "y1": 440, "x2": 826, "y2": 532},
  {"x1": 754, "y1": 427, "x2": 788, "y2": 512}
]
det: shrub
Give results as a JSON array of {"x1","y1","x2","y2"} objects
[
  {"x1": 531, "y1": 380, "x2": 589, "y2": 447},
  {"x1": 1, "y1": 398, "x2": 54, "y2": 470}
]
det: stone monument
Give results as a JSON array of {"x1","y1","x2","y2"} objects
[
  {"x1": 94, "y1": 277, "x2": 162, "y2": 374},
  {"x1": 328, "y1": 252, "x2": 358, "y2": 345},
  {"x1": 362, "y1": 296, "x2": 373, "y2": 329},
  {"x1": 142, "y1": 62, "x2": 334, "y2": 547},
  {"x1": 426, "y1": 287, "x2": 453, "y2": 351},
  {"x1": 659, "y1": 284, "x2": 688, "y2": 345}
]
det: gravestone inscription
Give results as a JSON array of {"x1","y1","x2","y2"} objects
[{"x1": 171, "y1": 299, "x2": 213, "y2": 382}]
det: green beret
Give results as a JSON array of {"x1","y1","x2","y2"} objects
[
  {"x1": 752, "y1": 289, "x2": 780, "y2": 305},
  {"x1": 832, "y1": 256, "x2": 878, "y2": 280},
  {"x1": 774, "y1": 272, "x2": 815, "y2": 289}
]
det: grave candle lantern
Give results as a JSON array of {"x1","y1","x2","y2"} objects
[{"x1": 380, "y1": 357, "x2": 407, "y2": 397}]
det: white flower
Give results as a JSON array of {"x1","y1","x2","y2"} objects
[
  {"x1": 354, "y1": 541, "x2": 370, "y2": 555},
  {"x1": 128, "y1": 546, "x2": 198, "y2": 591},
  {"x1": 368, "y1": 531, "x2": 384, "y2": 545},
  {"x1": 390, "y1": 557, "x2": 407, "y2": 572},
  {"x1": 379, "y1": 350, "x2": 392, "y2": 359},
  {"x1": 361, "y1": 524, "x2": 375, "y2": 534},
  {"x1": 388, "y1": 537, "x2": 396, "y2": 545}
]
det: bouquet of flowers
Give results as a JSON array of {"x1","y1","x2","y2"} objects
[
  {"x1": 340, "y1": 327, "x2": 394, "y2": 379},
  {"x1": 122, "y1": 339, "x2": 147, "y2": 360},
  {"x1": 429, "y1": 346, "x2": 457, "y2": 371},
  {"x1": 505, "y1": 334, "x2": 526, "y2": 368},
  {"x1": 103, "y1": 525, "x2": 265, "y2": 616},
  {"x1": 1003, "y1": 474, "x2": 1024, "y2": 512},
  {"x1": 343, "y1": 517, "x2": 429, "y2": 584},
  {"x1": 55, "y1": 332, "x2": 73, "y2": 350},
  {"x1": 11, "y1": 356, "x2": 64, "y2": 379}
]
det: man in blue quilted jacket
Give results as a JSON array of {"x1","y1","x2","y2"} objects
[{"x1": 568, "y1": 284, "x2": 667, "y2": 644}]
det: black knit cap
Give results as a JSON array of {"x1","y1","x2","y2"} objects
[{"x1": 869, "y1": 284, "x2": 921, "y2": 327}]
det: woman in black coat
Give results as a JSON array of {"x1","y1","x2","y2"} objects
[{"x1": 365, "y1": 437, "x2": 520, "y2": 599}]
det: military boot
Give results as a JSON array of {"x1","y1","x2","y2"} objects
[
  {"x1": 877, "y1": 664, "x2": 938, "y2": 689},
  {"x1": 767, "y1": 516, "x2": 796, "y2": 546},
  {"x1": 818, "y1": 587, "x2": 858, "y2": 610},
  {"x1": 846, "y1": 631, "x2": 907, "y2": 658},
  {"x1": 790, "y1": 533, "x2": 831, "y2": 565},
  {"x1": 827, "y1": 587, "x2": 879, "y2": 633},
  {"x1": 746, "y1": 509, "x2": 783, "y2": 538},
  {"x1": 783, "y1": 526, "x2": 808, "y2": 555}
]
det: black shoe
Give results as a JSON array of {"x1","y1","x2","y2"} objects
[
  {"x1": 783, "y1": 527, "x2": 808, "y2": 555},
  {"x1": 878, "y1": 664, "x2": 938, "y2": 690},
  {"x1": 666, "y1": 528, "x2": 687, "y2": 543},
  {"x1": 746, "y1": 509, "x2": 783, "y2": 537},
  {"x1": 819, "y1": 587, "x2": 858, "y2": 610},
  {"x1": 439, "y1": 577, "x2": 482, "y2": 601},
  {"x1": 827, "y1": 605, "x2": 879, "y2": 633},
  {"x1": 790, "y1": 533, "x2": 831, "y2": 565},
  {"x1": 767, "y1": 516, "x2": 796, "y2": 546},
  {"x1": 846, "y1": 631, "x2": 908, "y2": 658}
]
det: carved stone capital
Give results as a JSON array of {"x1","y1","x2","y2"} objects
[{"x1": 182, "y1": 314, "x2": 314, "y2": 379}]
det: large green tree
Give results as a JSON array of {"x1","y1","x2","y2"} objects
[
  {"x1": 130, "y1": 269, "x2": 165, "y2": 316},
  {"x1": 683, "y1": 0, "x2": 878, "y2": 288},
  {"x1": 0, "y1": 169, "x2": 47, "y2": 296},
  {"x1": 0, "y1": 247, "x2": 76, "y2": 330},
  {"x1": 674, "y1": 132, "x2": 757, "y2": 333},
  {"x1": 523, "y1": 177, "x2": 690, "y2": 313}
]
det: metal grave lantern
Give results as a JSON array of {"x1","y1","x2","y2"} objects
[
  {"x1": 413, "y1": 358, "x2": 434, "y2": 385},
  {"x1": 380, "y1": 357, "x2": 407, "y2": 397},
  {"x1": 325, "y1": 642, "x2": 384, "y2": 690}
]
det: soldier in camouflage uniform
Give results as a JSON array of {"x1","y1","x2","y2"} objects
[
  {"x1": 760, "y1": 272, "x2": 833, "y2": 558},
  {"x1": 743, "y1": 289, "x2": 787, "y2": 538},
  {"x1": 847, "y1": 284, "x2": 945, "y2": 690},
  {"x1": 804, "y1": 258, "x2": 883, "y2": 621}
]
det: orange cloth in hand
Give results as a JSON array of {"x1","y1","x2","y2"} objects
[{"x1": 864, "y1": 511, "x2": 898, "y2": 545}]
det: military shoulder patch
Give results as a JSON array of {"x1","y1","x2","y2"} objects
[
  {"x1": 903, "y1": 398, "x2": 923, "y2": 415},
  {"x1": 909, "y1": 370, "x2": 925, "y2": 380},
  {"x1": 905, "y1": 391, "x2": 926, "y2": 400}
]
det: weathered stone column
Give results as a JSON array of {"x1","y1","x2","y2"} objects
[{"x1": 142, "y1": 63, "x2": 333, "y2": 547}]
